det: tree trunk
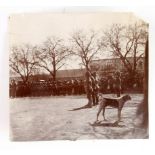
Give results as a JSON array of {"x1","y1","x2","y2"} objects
[
  {"x1": 143, "y1": 39, "x2": 148, "y2": 128},
  {"x1": 133, "y1": 45, "x2": 137, "y2": 84},
  {"x1": 52, "y1": 55, "x2": 56, "y2": 82},
  {"x1": 53, "y1": 70, "x2": 56, "y2": 82}
]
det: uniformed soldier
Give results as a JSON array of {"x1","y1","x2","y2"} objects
[
  {"x1": 107, "y1": 75, "x2": 114, "y2": 94},
  {"x1": 62, "y1": 80, "x2": 67, "y2": 96},
  {"x1": 113, "y1": 71, "x2": 122, "y2": 97},
  {"x1": 10, "y1": 79, "x2": 16, "y2": 98},
  {"x1": 66, "y1": 80, "x2": 71, "y2": 95},
  {"x1": 91, "y1": 72, "x2": 99, "y2": 106},
  {"x1": 57, "y1": 80, "x2": 61, "y2": 95},
  {"x1": 79, "y1": 79, "x2": 84, "y2": 95},
  {"x1": 73, "y1": 79, "x2": 78, "y2": 95},
  {"x1": 84, "y1": 71, "x2": 93, "y2": 108},
  {"x1": 53, "y1": 81, "x2": 57, "y2": 96}
]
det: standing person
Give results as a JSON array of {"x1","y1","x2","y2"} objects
[
  {"x1": 53, "y1": 81, "x2": 57, "y2": 96},
  {"x1": 67, "y1": 80, "x2": 72, "y2": 95},
  {"x1": 79, "y1": 79, "x2": 84, "y2": 95},
  {"x1": 84, "y1": 71, "x2": 93, "y2": 108},
  {"x1": 73, "y1": 79, "x2": 78, "y2": 95},
  {"x1": 70, "y1": 79, "x2": 74, "y2": 95},
  {"x1": 107, "y1": 75, "x2": 114, "y2": 94},
  {"x1": 76, "y1": 79, "x2": 80, "y2": 95},
  {"x1": 91, "y1": 72, "x2": 99, "y2": 106},
  {"x1": 63, "y1": 80, "x2": 67, "y2": 96},
  {"x1": 11, "y1": 79, "x2": 17, "y2": 98},
  {"x1": 99, "y1": 78, "x2": 104, "y2": 93},
  {"x1": 9, "y1": 82, "x2": 12, "y2": 98},
  {"x1": 113, "y1": 71, "x2": 122, "y2": 97}
]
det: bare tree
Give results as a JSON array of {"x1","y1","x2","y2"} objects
[
  {"x1": 35, "y1": 37, "x2": 71, "y2": 81},
  {"x1": 102, "y1": 22, "x2": 148, "y2": 82},
  {"x1": 9, "y1": 44, "x2": 38, "y2": 84},
  {"x1": 71, "y1": 30, "x2": 102, "y2": 107},
  {"x1": 71, "y1": 30, "x2": 102, "y2": 71}
]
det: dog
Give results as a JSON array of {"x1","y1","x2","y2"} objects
[{"x1": 96, "y1": 94, "x2": 131, "y2": 122}]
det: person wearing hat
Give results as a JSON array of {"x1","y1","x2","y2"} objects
[
  {"x1": 84, "y1": 71, "x2": 93, "y2": 107},
  {"x1": 113, "y1": 71, "x2": 122, "y2": 97},
  {"x1": 91, "y1": 72, "x2": 99, "y2": 106}
]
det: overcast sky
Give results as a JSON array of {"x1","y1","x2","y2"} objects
[{"x1": 9, "y1": 12, "x2": 141, "y2": 69}]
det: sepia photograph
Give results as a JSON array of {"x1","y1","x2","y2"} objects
[{"x1": 9, "y1": 11, "x2": 149, "y2": 141}]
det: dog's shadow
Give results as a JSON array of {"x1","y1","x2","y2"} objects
[
  {"x1": 89, "y1": 121, "x2": 125, "y2": 128},
  {"x1": 69, "y1": 104, "x2": 92, "y2": 111}
]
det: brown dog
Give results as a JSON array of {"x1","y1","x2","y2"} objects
[{"x1": 96, "y1": 94, "x2": 131, "y2": 122}]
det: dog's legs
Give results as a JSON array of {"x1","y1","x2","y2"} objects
[
  {"x1": 96, "y1": 104, "x2": 103, "y2": 122},
  {"x1": 117, "y1": 109, "x2": 122, "y2": 122},
  {"x1": 102, "y1": 107, "x2": 107, "y2": 121}
]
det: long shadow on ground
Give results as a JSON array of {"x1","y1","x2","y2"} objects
[
  {"x1": 69, "y1": 104, "x2": 93, "y2": 111},
  {"x1": 69, "y1": 105, "x2": 115, "y2": 111},
  {"x1": 89, "y1": 121, "x2": 126, "y2": 127}
]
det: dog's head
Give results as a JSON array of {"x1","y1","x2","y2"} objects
[{"x1": 123, "y1": 94, "x2": 131, "y2": 102}]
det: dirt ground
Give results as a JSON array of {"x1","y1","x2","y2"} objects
[{"x1": 10, "y1": 94, "x2": 148, "y2": 141}]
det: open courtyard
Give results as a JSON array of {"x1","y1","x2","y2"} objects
[{"x1": 10, "y1": 94, "x2": 148, "y2": 141}]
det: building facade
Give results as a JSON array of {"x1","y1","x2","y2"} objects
[
  {"x1": 90, "y1": 57, "x2": 144, "y2": 77},
  {"x1": 10, "y1": 57, "x2": 144, "y2": 82}
]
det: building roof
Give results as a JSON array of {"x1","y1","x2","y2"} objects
[
  {"x1": 56, "y1": 68, "x2": 85, "y2": 78},
  {"x1": 10, "y1": 68, "x2": 86, "y2": 80},
  {"x1": 91, "y1": 57, "x2": 144, "y2": 63}
]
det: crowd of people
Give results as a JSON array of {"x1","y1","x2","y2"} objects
[
  {"x1": 10, "y1": 79, "x2": 86, "y2": 98},
  {"x1": 9, "y1": 71, "x2": 143, "y2": 98}
]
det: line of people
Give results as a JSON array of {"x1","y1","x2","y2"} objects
[
  {"x1": 10, "y1": 79, "x2": 86, "y2": 98},
  {"x1": 10, "y1": 71, "x2": 143, "y2": 98}
]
